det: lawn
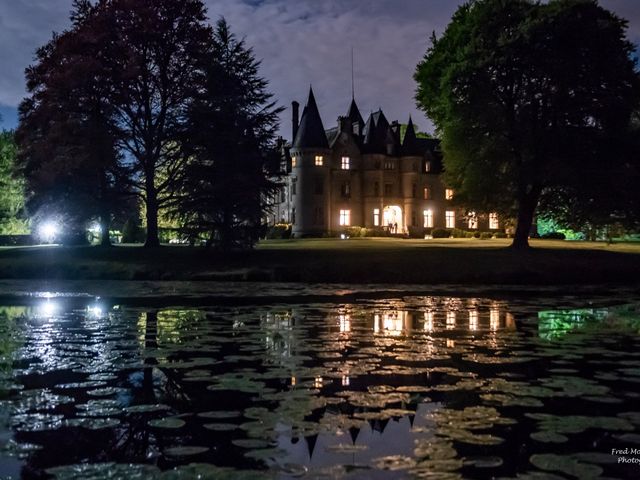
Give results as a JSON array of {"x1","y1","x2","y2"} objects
[{"x1": 0, "y1": 237, "x2": 639, "y2": 284}]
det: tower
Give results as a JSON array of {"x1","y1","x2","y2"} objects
[{"x1": 289, "y1": 87, "x2": 330, "y2": 237}]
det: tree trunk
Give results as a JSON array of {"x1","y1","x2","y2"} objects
[
  {"x1": 99, "y1": 214, "x2": 111, "y2": 247},
  {"x1": 511, "y1": 186, "x2": 541, "y2": 250},
  {"x1": 145, "y1": 180, "x2": 160, "y2": 248}
]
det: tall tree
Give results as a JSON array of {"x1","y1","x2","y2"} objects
[
  {"x1": 0, "y1": 131, "x2": 28, "y2": 235},
  {"x1": 171, "y1": 19, "x2": 282, "y2": 250},
  {"x1": 16, "y1": 1, "x2": 126, "y2": 246},
  {"x1": 17, "y1": 0, "x2": 214, "y2": 247},
  {"x1": 415, "y1": 0, "x2": 640, "y2": 248},
  {"x1": 103, "y1": 0, "x2": 213, "y2": 247}
]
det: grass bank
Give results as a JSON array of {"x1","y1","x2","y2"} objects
[{"x1": 0, "y1": 237, "x2": 639, "y2": 285}]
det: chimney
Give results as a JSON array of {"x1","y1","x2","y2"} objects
[
  {"x1": 292, "y1": 101, "x2": 299, "y2": 142},
  {"x1": 337, "y1": 115, "x2": 348, "y2": 132}
]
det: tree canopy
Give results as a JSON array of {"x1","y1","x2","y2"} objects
[
  {"x1": 16, "y1": 0, "x2": 281, "y2": 248},
  {"x1": 415, "y1": 0, "x2": 640, "y2": 248},
  {"x1": 0, "y1": 131, "x2": 28, "y2": 235}
]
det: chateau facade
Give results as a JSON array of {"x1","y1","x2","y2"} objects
[{"x1": 272, "y1": 88, "x2": 501, "y2": 237}]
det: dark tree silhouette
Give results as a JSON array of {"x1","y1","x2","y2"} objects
[
  {"x1": 16, "y1": 2, "x2": 126, "y2": 246},
  {"x1": 171, "y1": 19, "x2": 282, "y2": 250},
  {"x1": 415, "y1": 0, "x2": 640, "y2": 248}
]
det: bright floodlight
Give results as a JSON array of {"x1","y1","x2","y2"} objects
[
  {"x1": 38, "y1": 221, "x2": 59, "y2": 243},
  {"x1": 38, "y1": 300, "x2": 59, "y2": 318}
]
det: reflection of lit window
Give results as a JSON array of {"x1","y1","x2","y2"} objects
[
  {"x1": 341, "y1": 156, "x2": 350, "y2": 170},
  {"x1": 383, "y1": 312, "x2": 404, "y2": 335},
  {"x1": 342, "y1": 375, "x2": 350, "y2": 386},
  {"x1": 490, "y1": 308, "x2": 500, "y2": 330},
  {"x1": 314, "y1": 376, "x2": 323, "y2": 389},
  {"x1": 445, "y1": 188, "x2": 454, "y2": 200},
  {"x1": 374, "y1": 314, "x2": 381, "y2": 333},
  {"x1": 339, "y1": 314, "x2": 351, "y2": 333},
  {"x1": 469, "y1": 310, "x2": 478, "y2": 330},
  {"x1": 315, "y1": 155, "x2": 323, "y2": 166},
  {"x1": 447, "y1": 339, "x2": 455, "y2": 348},
  {"x1": 424, "y1": 311, "x2": 434, "y2": 332},
  {"x1": 373, "y1": 208, "x2": 380, "y2": 226},
  {"x1": 423, "y1": 209, "x2": 433, "y2": 228},
  {"x1": 339, "y1": 209, "x2": 351, "y2": 226},
  {"x1": 489, "y1": 213, "x2": 499, "y2": 229},
  {"x1": 468, "y1": 212, "x2": 477, "y2": 229},
  {"x1": 291, "y1": 376, "x2": 296, "y2": 386},
  {"x1": 446, "y1": 210, "x2": 455, "y2": 228},
  {"x1": 446, "y1": 311, "x2": 456, "y2": 329}
]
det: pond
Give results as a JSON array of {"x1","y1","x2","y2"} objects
[{"x1": 0, "y1": 289, "x2": 639, "y2": 479}]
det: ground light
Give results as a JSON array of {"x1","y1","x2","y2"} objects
[{"x1": 38, "y1": 221, "x2": 59, "y2": 244}]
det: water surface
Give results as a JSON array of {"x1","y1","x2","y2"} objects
[{"x1": 0, "y1": 293, "x2": 639, "y2": 479}]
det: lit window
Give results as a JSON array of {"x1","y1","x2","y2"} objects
[
  {"x1": 423, "y1": 187, "x2": 430, "y2": 199},
  {"x1": 425, "y1": 161, "x2": 431, "y2": 172},
  {"x1": 446, "y1": 210, "x2": 455, "y2": 228},
  {"x1": 373, "y1": 208, "x2": 380, "y2": 226},
  {"x1": 315, "y1": 155, "x2": 323, "y2": 166},
  {"x1": 468, "y1": 211, "x2": 478, "y2": 229},
  {"x1": 341, "y1": 156, "x2": 350, "y2": 170},
  {"x1": 489, "y1": 212, "x2": 499, "y2": 229},
  {"x1": 423, "y1": 209, "x2": 433, "y2": 228},
  {"x1": 291, "y1": 156, "x2": 297, "y2": 168},
  {"x1": 384, "y1": 161, "x2": 394, "y2": 170},
  {"x1": 445, "y1": 188, "x2": 454, "y2": 200},
  {"x1": 339, "y1": 209, "x2": 351, "y2": 226}
]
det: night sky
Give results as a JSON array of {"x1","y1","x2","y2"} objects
[{"x1": 1, "y1": 0, "x2": 640, "y2": 138}]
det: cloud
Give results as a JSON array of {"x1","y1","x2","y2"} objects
[{"x1": 1, "y1": 0, "x2": 640, "y2": 135}]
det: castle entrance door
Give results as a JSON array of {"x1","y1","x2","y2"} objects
[{"x1": 383, "y1": 206, "x2": 403, "y2": 234}]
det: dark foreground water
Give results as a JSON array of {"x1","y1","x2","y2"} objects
[{"x1": 1, "y1": 292, "x2": 640, "y2": 479}]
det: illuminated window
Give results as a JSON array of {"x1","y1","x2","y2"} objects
[
  {"x1": 384, "y1": 161, "x2": 395, "y2": 170},
  {"x1": 315, "y1": 155, "x2": 323, "y2": 166},
  {"x1": 468, "y1": 211, "x2": 478, "y2": 229},
  {"x1": 445, "y1": 188, "x2": 454, "y2": 200},
  {"x1": 446, "y1": 210, "x2": 455, "y2": 228},
  {"x1": 423, "y1": 209, "x2": 433, "y2": 228},
  {"x1": 341, "y1": 156, "x2": 350, "y2": 170},
  {"x1": 373, "y1": 208, "x2": 380, "y2": 226},
  {"x1": 425, "y1": 161, "x2": 431, "y2": 172},
  {"x1": 291, "y1": 156, "x2": 297, "y2": 168},
  {"x1": 423, "y1": 187, "x2": 430, "y2": 199},
  {"x1": 339, "y1": 209, "x2": 351, "y2": 226},
  {"x1": 489, "y1": 212, "x2": 499, "y2": 229}
]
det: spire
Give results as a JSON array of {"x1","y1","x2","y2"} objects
[
  {"x1": 402, "y1": 116, "x2": 421, "y2": 155},
  {"x1": 292, "y1": 87, "x2": 329, "y2": 149}
]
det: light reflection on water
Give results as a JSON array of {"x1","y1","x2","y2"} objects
[{"x1": 0, "y1": 297, "x2": 639, "y2": 479}]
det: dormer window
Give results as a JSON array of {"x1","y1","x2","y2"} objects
[
  {"x1": 315, "y1": 155, "x2": 323, "y2": 166},
  {"x1": 341, "y1": 156, "x2": 350, "y2": 170}
]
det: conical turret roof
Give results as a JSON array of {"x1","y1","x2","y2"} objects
[{"x1": 292, "y1": 87, "x2": 329, "y2": 149}]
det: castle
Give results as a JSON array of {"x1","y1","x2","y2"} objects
[{"x1": 272, "y1": 88, "x2": 501, "y2": 236}]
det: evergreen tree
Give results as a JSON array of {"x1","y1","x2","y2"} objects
[{"x1": 171, "y1": 19, "x2": 282, "y2": 250}]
